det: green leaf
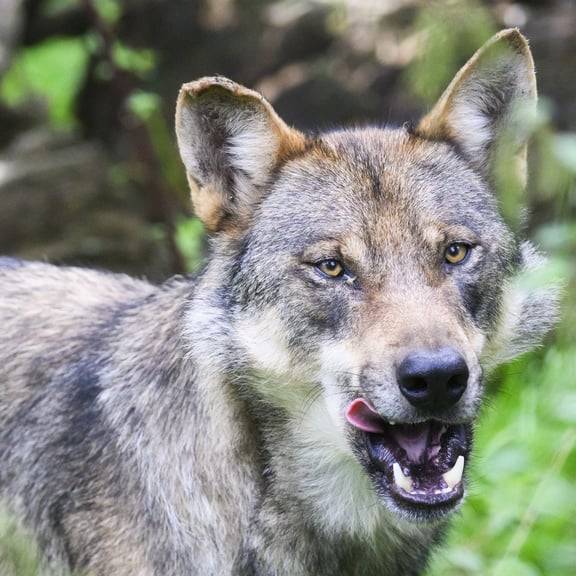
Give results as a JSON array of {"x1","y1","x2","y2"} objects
[
  {"x1": 492, "y1": 558, "x2": 541, "y2": 576},
  {"x1": 175, "y1": 218, "x2": 205, "y2": 272},
  {"x1": 553, "y1": 134, "x2": 576, "y2": 172},
  {"x1": 406, "y1": 0, "x2": 495, "y2": 103},
  {"x1": 127, "y1": 91, "x2": 161, "y2": 121},
  {"x1": 0, "y1": 37, "x2": 89, "y2": 128},
  {"x1": 443, "y1": 546, "x2": 485, "y2": 572},
  {"x1": 112, "y1": 42, "x2": 156, "y2": 76},
  {"x1": 95, "y1": 0, "x2": 121, "y2": 25}
]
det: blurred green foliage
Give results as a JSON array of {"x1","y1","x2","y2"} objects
[
  {"x1": 112, "y1": 42, "x2": 156, "y2": 77},
  {"x1": 0, "y1": 512, "x2": 40, "y2": 576},
  {"x1": 406, "y1": 0, "x2": 495, "y2": 103},
  {"x1": 0, "y1": 37, "x2": 88, "y2": 128},
  {"x1": 175, "y1": 217, "x2": 206, "y2": 272}
]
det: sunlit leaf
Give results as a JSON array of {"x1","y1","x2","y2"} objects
[
  {"x1": 96, "y1": 0, "x2": 121, "y2": 25},
  {"x1": 0, "y1": 38, "x2": 89, "y2": 128},
  {"x1": 128, "y1": 91, "x2": 161, "y2": 121},
  {"x1": 112, "y1": 42, "x2": 156, "y2": 76},
  {"x1": 553, "y1": 134, "x2": 576, "y2": 173},
  {"x1": 175, "y1": 218, "x2": 205, "y2": 272}
]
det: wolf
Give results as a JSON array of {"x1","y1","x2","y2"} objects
[{"x1": 0, "y1": 29, "x2": 558, "y2": 576}]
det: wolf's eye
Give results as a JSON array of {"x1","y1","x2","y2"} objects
[
  {"x1": 316, "y1": 259, "x2": 345, "y2": 278},
  {"x1": 444, "y1": 243, "x2": 470, "y2": 265}
]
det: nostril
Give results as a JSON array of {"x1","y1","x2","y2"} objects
[
  {"x1": 398, "y1": 373, "x2": 431, "y2": 407},
  {"x1": 447, "y1": 361, "x2": 469, "y2": 392},
  {"x1": 402, "y1": 377, "x2": 428, "y2": 395},
  {"x1": 400, "y1": 377, "x2": 429, "y2": 405},
  {"x1": 446, "y1": 374, "x2": 467, "y2": 401},
  {"x1": 397, "y1": 348, "x2": 469, "y2": 410}
]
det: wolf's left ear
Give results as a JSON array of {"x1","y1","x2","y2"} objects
[
  {"x1": 416, "y1": 29, "x2": 536, "y2": 186},
  {"x1": 176, "y1": 77, "x2": 307, "y2": 232}
]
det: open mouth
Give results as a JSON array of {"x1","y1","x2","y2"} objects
[{"x1": 347, "y1": 398, "x2": 471, "y2": 516}]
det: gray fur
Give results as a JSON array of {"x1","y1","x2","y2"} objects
[{"x1": 0, "y1": 30, "x2": 559, "y2": 575}]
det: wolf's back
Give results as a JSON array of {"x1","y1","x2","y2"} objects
[
  {"x1": 0, "y1": 259, "x2": 177, "y2": 572},
  {"x1": 0, "y1": 258, "x2": 155, "y2": 418}
]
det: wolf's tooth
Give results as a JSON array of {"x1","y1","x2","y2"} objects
[
  {"x1": 442, "y1": 455, "x2": 465, "y2": 489},
  {"x1": 392, "y1": 462, "x2": 413, "y2": 492}
]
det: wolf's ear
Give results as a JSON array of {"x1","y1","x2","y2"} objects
[
  {"x1": 175, "y1": 77, "x2": 306, "y2": 232},
  {"x1": 416, "y1": 29, "x2": 536, "y2": 186}
]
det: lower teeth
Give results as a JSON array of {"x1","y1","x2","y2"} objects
[
  {"x1": 442, "y1": 456, "x2": 465, "y2": 489},
  {"x1": 392, "y1": 462, "x2": 413, "y2": 492},
  {"x1": 392, "y1": 455, "x2": 465, "y2": 494}
]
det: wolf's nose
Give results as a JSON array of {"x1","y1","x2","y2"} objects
[{"x1": 397, "y1": 348, "x2": 468, "y2": 411}]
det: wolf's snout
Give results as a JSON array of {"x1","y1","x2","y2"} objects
[{"x1": 397, "y1": 348, "x2": 469, "y2": 411}]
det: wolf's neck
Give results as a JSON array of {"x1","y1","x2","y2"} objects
[
  {"x1": 228, "y1": 371, "x2": 439, "y2": 574},
  {"x1": 181, "y1": 290, "x2": 439, "y2": 572},
  {"x1": 248, "y1": 373, "x2": 385, "y2": 531}
]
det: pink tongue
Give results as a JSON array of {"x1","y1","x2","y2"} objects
[
  {"x1": 346, "y1": 398, "x2": 386, "y2": 433},
  {"x1": 346, "y1": 398, "x2": 432, "y2": 462},
  {"x1": 390, "y1": 424, "x2": 431, "y2": 462}
]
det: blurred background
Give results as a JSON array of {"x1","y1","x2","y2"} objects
[{"x1": 0, "y1": 0, "x2": 574, "y2": 574}]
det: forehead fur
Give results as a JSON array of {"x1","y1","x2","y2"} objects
[{"x1": 259, "y1": 127, "x2": 507, "y2": 251}]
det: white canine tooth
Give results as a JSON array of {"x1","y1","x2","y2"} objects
[
  {"x1": 442, "y1": 455, "x2": 465, "y2": 489},
  {"x1": 393, "y1": 462, "x2": 414, "y2": 492}
]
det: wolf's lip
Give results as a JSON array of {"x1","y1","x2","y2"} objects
[{"x1": 347, "y1": 398, "x2": 471, "y2": 513}]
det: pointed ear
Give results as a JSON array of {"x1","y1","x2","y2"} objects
[
  {"x1": 175, "y1": 77, "x2": 307, "y2": 232},
  {"x1": 416, "y1": 29, "x2": 536, "y2": 186}
]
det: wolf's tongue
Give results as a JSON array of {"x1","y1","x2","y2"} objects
[
  {"x1": 346, "y1": 398, "x2": 432, "y2": 462},
  {"x1": 390, "y1": 424, "x2": 431, "y2": 463},
  {"x1": 345, "y1": 398, "x2": 386, "y2": 433}
]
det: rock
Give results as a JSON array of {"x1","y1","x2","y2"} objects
[{"x1": 0, "y1": 132, "x2": 172, "y2": 280}]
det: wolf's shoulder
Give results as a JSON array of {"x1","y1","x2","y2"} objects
[{"x1": 0, "y1": 256, "x2": 25, "y2": 269}]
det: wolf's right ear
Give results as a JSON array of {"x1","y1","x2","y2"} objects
[
  {"x1": 416, "y1": 29, "x2": 536, "y2": 187},
  {"x1": 175, "y1": 77, "x2": 307, "y2": 232}
]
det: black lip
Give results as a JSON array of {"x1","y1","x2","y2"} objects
[
  {"x1": 357, "y1": 421, "x2": 472, "y2": 515},
  {"x1": 390, "y1": 479, "x2": 465, "y2": 510}
]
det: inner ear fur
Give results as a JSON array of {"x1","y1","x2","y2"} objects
[
  {"x1": 416, "y1": 29, "x2": 537, "y2": 185},
  {"x1": 175, "y1": 76, "x2": 307, "y2": 233}
]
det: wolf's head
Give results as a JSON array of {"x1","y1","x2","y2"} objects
[{"x1": 176, "y1": 30, "x2": 558, "y2": 526}]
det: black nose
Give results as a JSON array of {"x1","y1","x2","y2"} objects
[{"x1": 397, "y1": 348, "x2": 469, "y2": 410}]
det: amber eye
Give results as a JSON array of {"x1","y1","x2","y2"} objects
[
  {"x1": 444, "y1": 243, "x2": 470, "y2": 265},
  {"x1": 317, "y1": 259, "x2": 345, "y2": 278}
]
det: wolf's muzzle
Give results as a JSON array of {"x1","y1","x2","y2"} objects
[{"x1": 397, "y1": 348, "x2": 469, "y2": 412}]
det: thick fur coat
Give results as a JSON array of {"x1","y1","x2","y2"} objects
[{"x1": 0, "y1": 30, "x2": 558, "y2": 575}]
